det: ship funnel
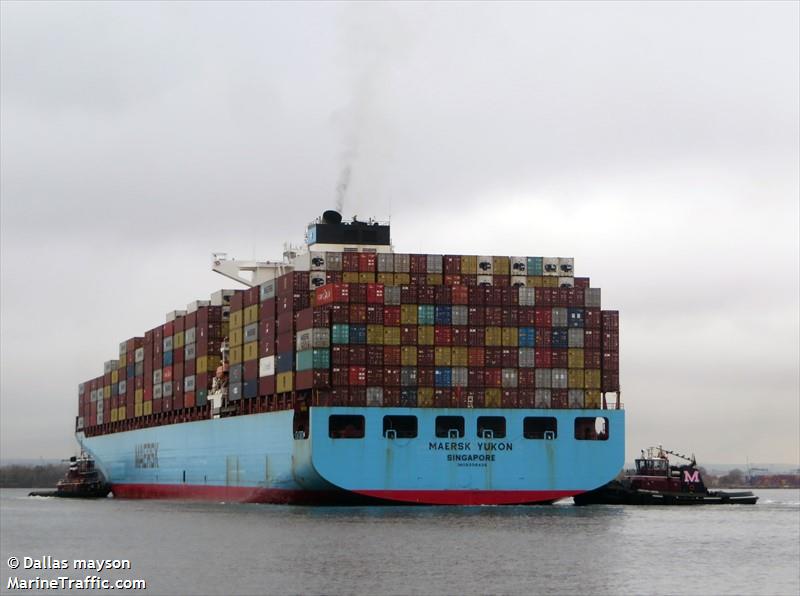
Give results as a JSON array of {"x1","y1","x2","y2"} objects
[{"x1": 323, "y1": 210, "x2": 342, "y2": 225}]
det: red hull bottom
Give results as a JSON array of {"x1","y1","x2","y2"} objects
[{"x1": 112, "y1": 483, "x2": 578, "y2": 505}]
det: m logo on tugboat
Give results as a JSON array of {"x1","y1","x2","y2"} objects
[{"x1": 683, "y1": 469, "x2": 700, "y2": 483}]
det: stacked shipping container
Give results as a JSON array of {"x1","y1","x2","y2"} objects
[{"x1": 79, "y1": 253, "x2": 619, "y2": 435}]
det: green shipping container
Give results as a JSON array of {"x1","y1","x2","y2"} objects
[
  {"x1": 296, "y1": 350, "x2": 314, "y2": 371},
  {"x1": 528, "y1": 256, "x2": 543, "y2": 276},
  {"x1": 312, "y1": 349, "x2": 330, "y2": 369},
  {"x1": 331, "y1": 324, "x2": 350, "y2": 344},
  {"x1": 418, "y1": 304, "x2": 435, "y2": 325}
]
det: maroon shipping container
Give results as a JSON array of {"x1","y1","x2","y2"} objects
[
  {"x1": 484, "y1": 368, "x2": 502, "y2": 387},
  {"x1": 485, "y1": 347, "x2": 502, "y2": 367},
  {"x1": 349, "y1": 366, "x2": 367, "y2": 386},
  {"x1": 330, "y1": 304, "x2": 349, "y2": 323},
  {"x1": 501, "y1": 348, "x2": 517, "y2": 367},
  {"x1": 534, "y1": 307, "x2": 553, "y2": 327},
  {"x1": 243, "y1": 360, "x2": 258, "y2": 380},
  {"x1": 400, "y1": 326, "x2": 417, "y2": 344},
  {"x1": 468, "y1": 347, "x2": 485, "y2": 367},
  {"x1": 518, "y1": 388, "x2": 535, "y2": 408},
  {"x1": 342, "y1": 252, "x2": 359, "y2": 272},
  {"x1": 418, "y1": 285, "x2": 435, "y2": 304},
  {"x1": 468, "y1": 327, "x2": 485, "y2": 346},
  {"x1": 551, "y1": 349, "x2": 568, "y2": 368},
  {"x1": 585, "y1": 308, "x2": 602, "y2": 329},
  {"x1": 584, "y1": 329, "x2": 601, "y2": 349},
  {"x1": 452, "y1": 326, "x2": 468, "y2": 346},
  {"x1": 434, "y1": 326, "x2": 452, "y2": 345},
  {"x1": 452, "y1": 285, "x2": 469, "y2": 305},
  {"x1": 259, "y1": 376, "x2": 276, "y2": 396},
  {"x1": 366, "y1": 305, "x2": 383, "y2": 324},
  {"x1": 366, "y1": 283, "x2": 384, "y2": 303},
  {"x1": 312, "y1": 307, "x2": 330, "y2": 327},
  {"x1": 418, "y1": 346, "x2": 435, "y2": 366},
  {"x1": 502, "y1": 389, "x2": 518, "y2": 408},
  {"x1": 184, "y1": 359, "x2": 196, "y2": 376},
  {"x1": 434, "y1": 388, "x2": 451, "y2": 408},
  {"x1": 383, "y1": 306, "x2": 400, "y2": 326},
  {"x1": 349, "y1": 283, "x2": 367, "y2": 304},
  {"x1": 399, "y1": 285, "x2": 418, "y2": 303},
  {"x1": 326, "y1": 271, "x2": 342, "y2": 284},
  {"x1": 485, "y1": 307, "x2": 502, "y2": 326},
  {"x1": 535, "y1": 350, "x2": 552, "y2": 368},
  {"x1": 602, "y1": 310, "x2": 620, "y2": 329},
  {"x1": 551, "y1": 389, "x2": 568, "y2": 409},
  {"x1": 366, "y1": 367, "x2": 383, "y2": 385},
  {"x1": 295, "y1": 308, "x2": 313, "y2": 330},
  {"x1": 164, "y1": 321, "x2": 174, "y2": 336},
  {"x1": 519, "y1": 369, "x2": 535, "y2": 388},
  {"x1": 410, "y1": 254, "x2": 427, "y2": 274},
  {"x1": 468, "y1": 286, "x2": 485, "y2": 306},
  {"x1": 585, "y1": 349, "x2": 602, "y2": 369},
  {"x1": 601, "y1": 329, "x2": 620, "y2": 351},
  {"x1": 349, "y1": 304, "x2": 367, "y2": 324},
  {"x1": 276, "y1": 333, "x2": 293, "y2": 353},
  {"x1": 384, "y1": 367, "x2": 400, "y2": 386},
  {"x1": 367, "y1": 346, "x2": 383, "y2": 366},
  {"x1": 434, "y1": 286, "x2": 452, "y2": 305},
  {"x1": 574, "y1": 277, "x2": 590, "y2": 289},
  {"x1": 383, "y1": 346, "x2": 401, "y2": 366},
  {"x1": 502, "y1": 306, "x2": 519, "y2": 326},
  {"x1": 231, "y1": 291, "x2": 244, "y2": 311},
  {"x1": 174, "y1": 315, "x2": 185, "y2": 333},
  {"x1": 383, "y1": 387, "x2": 400, "y2": 407},
  {"x1": 602, "y1": 371, "x2": 620, "y2": 392},
  {"x1": 418, "y1": 367, "x2": 434, "y2": 385},
  {"x1": 261, "y1": 297, "x2": 277, "y2": 317},
  {"x1": 602, "y1": 351, "x2": 620, "y2": 371},
  {"x1": 331, "y1": 346, "x2": 348, "y2": 365},
  {"x1": 467, "y1": 368, "x2": 483, "y2": 387},
  {"x1": 468, "y1": 306, "x2": 485, "y2": 326},
  {"x1": 277, "y1": 312, "x2": 294, "y2": 335},
  {"x1": 348, "y1": 345, "x2": 367, "y2": 366},
  {"x1": 186, "y1": 311, "x2": 197, "y2": 328},
  {"x1": 444, "y1": 255, "x2": 461, "y2": 274}
]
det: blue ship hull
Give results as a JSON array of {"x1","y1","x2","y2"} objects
[{"x1": 78, "y1": 407, "x2": 624, "y2": 505}]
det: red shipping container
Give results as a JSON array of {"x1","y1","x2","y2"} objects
[
  {"x1": 348, "y1": 345, "x2": 367, "y2": 365},
  {"x1": 174, "y1": 315, "x2": 185, "y2": 333},
  {"x1": 349, "y1": 304, "x2": 367, "y2": 324},
  {"x1": 312, "y1": 308, "x2": 330, "y2": 327},
  {"x1": 143, "y1": 386, "x2": 153, "y2": 401},
  {"x1": 400, "y1": 326, "x2": 417, "y2": 344},
  {"x1": 366, "y1": 283, "x2": 384, "y2": 304},
  {"x1": 331, "y1": 366, "x2": 349, "y2": 386},
  {"x1": 367, "y1": 346, "x2": 383, "y2": 366},
  {"x1": 296, "y1": 308, "x2": 313, "y2": 330},
  {"x1": 383, "y1": 388, "x2": 400, "y2": 407},
  {"x1": 135, "y1": 376, "x2": 144, "y2": 390},
  {"x1": 485, "y1": 307, "x2": 503, "y2": 326},
  {"x1": 500, "y1": 286, "x2": 518, "y2": 306},
  {"x1": 163, "y1": 366, "x2": 173, "y2": 382},
  {"x1": 366, "y1": 367, "x2": 383, "y2": 385},
  {"x1": 557, "y1": 288, "x2": 571, "y2": 307},
  {"x1": 534, "y1": 288, "x2": 552, "y2": 307},
  {"x1": 259, "y1": 376, "x2": 276, "y2": 395},
  {"x1": 418, "y1": 346, "x2": 435, "y2": 366},
  {"x1": 231, "y1": 291, "x2": 244, "y2": 310},
  {"x1": 467, "y1": 327, "x2": 485, "y2": 346},
  {"x1": 173, "y1": 349, "x2": 184, "y2": 364},
  {"x1": 485, "y1": 347, "x2": 502, "y2": 367},
  {"x1": 468, "y1": 306, "x2": 486, "y2": 325},
  {"x1": 444, "y1": 255, "x2": 461, "y2": 274},
  {"x1": 410, "y1": 254, "x2": 427, "y2": 273},
  {"x1": 452, "y1": 326, "x2": 468, "y2": 346},
  {"x1": 383, "y1": 346, "x2": 401, "y2": 366},
  {"x1": 331, "y1": 304, "x2": 349, "y2": 323},
  {"x1": 493, "y1": 276, "x2": 510, "y2": 291},
  {"x1": 444, "y1": 274, "x2": 462, "y2": 286},
  {"x1": 152, "y1": 398, "x2": 163, "y2": 413},
  {"x1": 276, "y1": 332, "x2": 293, "y2": 353},
  {"x1": 259, "y1": 335, "x2": 275, "y2": 357},
  {"x1": 366, "y1": 305, "x2": 383, "y2": 324},
  {"x1": 434, "y1": 326, "x2": 452, "y2": 345},
  {"x1": 349, "y1": 283, "x2": 367, "y2": 303},
  {"x1": 331, "y1": 346, "x2": 349, "y2": 365},
  {"x1": 519, "y1": 307, "x2": 536, "y2": 326},
  {"x1": 434, "y1": 389, "x2": 452, "y2": 408},
  {"x1": 326, "y1": 271, "x2": 342, "y2": 284},
  {"x1": 551, "y1": 389, "x2": 568, "y2": 409},
  {"x1": 400, "y1": 285, "x2": 418, "y2": 303},
  {"x1": 502, "y1": 389, "x2": 518, "y2": 408},
  {"x1": 434, "y1": 286, "x2": 452, "y2": 305},
  {"x1": 536, "y1": 330, "x2": 552, "y2": 348},
  {"x1": 519, "y1": 388, "x2": 535, "y2": 408},
  {"x1": 551, "y1": 349, "x2": 568, "y2": 368},
  {"x1": 501, "y1": 348, "x2": 517, "y2": 367},
  {"x1": 184, "y1": 392, "x2": 196, "y2": 407},
  {"x1": 585, "y1": 349, "x2": 602, "y2": 369},
  {"x1": 276, "y1": 311, "x2": 293, "y2": 335},
  {"x1": 465, "y1": 388, "x2": 485, "y2": 408},
  {"x1": 452, "y1": 285, "x2": 469, "y2": 305},
  {"x1": 574, "y1": 277, "x2": 590, "y2": 289},
  {"x1": 349, "y1": 366, "x2": 367, "y2": 386},
  {"x1": 126, "y1": 401, "x2": 134, "y2": 420},
  {"x1": 519, "y1": 369, "x2": 535, "y2": 388},
  {"x1": 260, "y1": 318, "x2": 276, "y2": 340},
  {"x1": 342, "y1": 252, "x2": 359, "y2": 272},
  {"x1": 484, "y1": 368, "x2": 502, "y2": 387},
  {"x1": 164, "y1": 321, "x2": 174, "y2": 336},
  {"x1": 467, "y1": 368, "x2": 483, "y2": 387},
  {"x1": 535, "y1": 350, "x2": 552, "y2": 368},
  {"x1": 468, "y1": 347, "x2": 485, "y2": 367},
  {"x1": 184, "y1": 359, "x2": 196, "y2": 376},
  {"x1": 468, "y1": 286, "x2": 485, "y2": 305},
  {"x1": 197, "y1": 373, "x2": 209, "y2": 391},
  {"x1": 296, "y1": 370, "x2": 313, "y2": 390},
  {"x1": 585, "y1": 308, "x2": 602, "y2": 329},
  {"x1": 359, "y1": 253, "x2": 376, "y2": 272},
  {"x1": 602, "y1": 310, "x2": 620, "y2": 329},
  {"x1": 534, "y1": 307, "x2": 553, "y2": 327},
  {"x1": 186, "y1": 311, "x2": 197, "y2": 328},
  {"x1": 602, "y1": 351, "x2": 620, "y2": 371},
  {"x1": 383, "y1": 306, "x2": 400, "y2": 326},
  {"x1": 570, "y1": 288, "x2": 585, "y2": 307},
  {"x1": 260, "y1": 298, "x2": 276, "y2": 318},
  {"x1": 418, "y1": 285, "x2": 435, "y2": 304},
  {"x1": 418, "y1": 366, "x2": 434, "y2": 385},
  {"x1": 601, "y1": 329, "x2": 619, "y2": 351},
  {"x1": 243, "y1": 360, "x2": 258, "y2": 380},
  {"x1": 584, "y1": 329, "x2": 601, "y2": 349},
  {"x1": 502, "y1": 306, "x2": 519, "y2": 326},
  {"x1": 384, "y1": 367, "x2": 401, "y2": 386}
]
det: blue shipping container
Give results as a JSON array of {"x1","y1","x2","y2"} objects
[
  {"x1": 349, "y1": 325, "x2": 367, "y2": 344},
  {"x1": 435, "y1": 367, "x2": 452, "y2": 387},
  {"x1": 243, "y1": 380, "x2": 258, "y2": 398},
  {"x1": 551, "y1": 329, "x2": 569, "y2": 348},
  {"x1": 519, "y1": 327, "x2": 536, "y2": 347},
  {"x1": 568, "y1": 308, "x2": 585, "y2": 328},
  {"x1": 276, "y1": 351, "x2": 294, "y2": 373},
  {"x1": 435, "y1": 305, "x2": 452, "y2": 325},
  {"x1": 163, "y1": 350, "x2": 173, "y2": 366}
]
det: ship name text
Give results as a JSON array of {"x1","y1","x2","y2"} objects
[{"x1": 134, "y1": 443, "x2": 159, "y2": 468}]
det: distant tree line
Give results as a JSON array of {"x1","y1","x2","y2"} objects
[{"x1": 0, "y1": 464, "x2": 68, "y2": 488}]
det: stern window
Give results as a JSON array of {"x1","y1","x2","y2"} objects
[
  {"x1": 477, "y1": 416, "x2": 506, "y2": 439},
  {"x1": 329, "y1": 415, "x2": 365, "y2": 439},
  {"x1": 574, "y1": 417, "x2": 609, "y2": 441},
  {"x1": 383, "y1": 415, "x2": 418, "y2": 439},
  {"x1": 435, "y1": 416, "x2": 464, "y2": 438},
  {"x1": 523, "y1": 417, "x2": 558, "y2": 439}
]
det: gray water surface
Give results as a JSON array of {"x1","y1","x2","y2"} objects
[{"x1": 1, "y1": 489, "x2": 798, "y2": 595}]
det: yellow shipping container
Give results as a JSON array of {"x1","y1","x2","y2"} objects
[
  {"x1": 229, "y1": 346, "x2": 243, "y2": 365},
  {"x1": 383, "y1": 327, "x2": 401, "y2": 345},
  {"x1": 434, "y1": 347, "x2": 452, "y2": 366},
  {"x1": 461, "y1": 255, "x2": 477, "y2": 275},
  {"x1": 243, "y1": 341, "x2": 258, "y2": 362},
  {"x1": 277, "y1": 372, "x2": 293, "y2": 393},
  {"x1": 426, "y1": 274, "x2": 443, "y2": 286},
  {"x1": 229, "y1": 310, "x2": 243, "y2": 330},
  {"x1": 401, "y1": 346, "x2": 417, "y2": 366},
  {"x1": 143, "y1": 401, "x2": 152, "y2": 416},
  {"x1": 585, "y1": 390, "x2": 601, "y2": 408},
  {"x1": 400, "y1": 305, "x2": 418, "y2": 325},
  {"x1": 208, "y1": 356, "x2": 221, "y2": 372},
  {"x1": 417, "y1": 326, "x2": 434, "y2": 345},
  {"x1": 119, "y1": 406, "x2": 126, "y2": 420},
  {"x1": 221, "y1": 322, "x2": 230, "y2": 336},
  {"x1": 568, "y1": 349, "x2": 585, "y2": 369},
  {"x1": 542, "y1": 276, "x2": 559, "y2": 288},
  {"x1": 584, "y1": 369, "x2": 601, "y2": 389},
  {"x1": 393, "y1": 273, "x2": 411, "y2": 285},
  {"x1": 527, "y1": 276, "x2": 544, "y2": 287},
  {"x1": 418, "y1": 387, "x2": 434, "y2": 407},
  {"x1": 568, "y1": 369, "x2": 585, "y2": 389},
  {"x1": 358, "y1": 272, "x2": 375, "y2": 284},
  {"x1": 484, "y1": 327, "x2": 502, "y2": 346},
  {"x1": 110, "y1": 409, "x2": 118, "y2": 423},
  {"x1": 104, "y1": 385, "x2": 111, "y2": 399},
  {"x1": 244, "y1": 305, "x2": 259, "y2": 326},
  {"x1": 196, "y1": 356, "x2": 207, "y2": 373},
  {"x1": 174, "y1": 331, "x2": 185, "y2": 349},
  {"x1": 135, "y1": 402, "x2": 143, "y2": 418},
  {"x1": 492, "y1": 256, "x2": 510, "y2": 275},
  {"x1": 119, "y1": 353, "x2": 127, "y2": 367},
  {"x1": 485, "y1": 388, "x2": 502, "y2": 407},
  {"x1": 451, "y1": 347, "x2": 468, "y2": 367},
  {"x1": 135, "y1": 389, "x2": 143, "y2": 404},
  {"x1": 377, "y1": 273, "x2": 394, "y2": 285},
  {"x1": 367, "y1": 325, "x2": 384, "y2": 345},
  {"x1": 111, "y1": 370, "x2": 119, "y2": 383},
  {"x1": 229, "y1": 327, "x2": 243, "y2": 347},
  {"x1": 342, "y1": 272, "x2": 360, "y2": 283},
  {"x1": 501, "y1": 327, "x2": 519, "y2": 346}
]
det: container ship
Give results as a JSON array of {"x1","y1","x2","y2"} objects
[{"x1": 75, "y1": 211, "x2": 623, "y2": 505}]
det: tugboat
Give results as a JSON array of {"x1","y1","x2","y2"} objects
[
  {"x1": 29, "y1": 453, "x2": 110, "y2": 498},
  {"x1": 573, "y1": 446, "x2": 758, "y2": 505}
]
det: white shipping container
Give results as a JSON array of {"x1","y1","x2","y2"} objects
[
  {"x1": 426, "y1": 254, "x2": 443, "y2": 274},
  {"x1": 535, "y1": 369, "x2": 552, "y2": 388},
  {"x1": 452, "y1": 367, "x2": 468, "y2": 387},
  {"x1": 569, "y1": 389, "x2": 585, "y2": 409},
  {"x1": 185, "y1": 328, "x2": 196, "y2": 344},
  {"x1": 309, "y1": 251, "x2": 327, "y2": 271},
  {"x1": 90, "y1": 389, "x2": 98, "y2": 402},
  {"x1": 511, "y1": 257, "x2": 527, "y2": 274},
  {"x1": 384, "y1": 286, "x2": 401, "y2": 306},
  {"x1": 134, "y1": 347, "x2": 145, "y2": 363},
  {"x1": 534, "y1": 389, "x2": 551, "y2": 408},
  {"x1": 103, "y1": 360, "x2": 118, "y2": 374},
  {"x1": 519, "y1": 348, "x2": 535, "y2": 368},
  {"x1": 552, "y1": 369, "x2": 568, "y2": 389},
  {"x1": 502, "y1": 368, "x2": 518, "y2": 388},
  {"x1": 78, "y1": 382, "x2": 85, "y2": 395},
  {"x1": 585, "y1": 288, "x2": 601, "y2": 308},
  {"x1": 77, "y1": 417, "x2": 84, "y2": 430},
  {"x1": 366, "y1": 387, "x2": 384, "y2": 406},
  {"x1": 558, "y1": 257, "x2": 574, "y2": 275},
  {"x1": 477, "y1": 275, "x2": 493, "y2": 286},
  {"x1": 153, "y1": 369, "x2": 163, "y2": 384},
  {"x1": 393, "y1": 253, "x2": 410, "y2": 273},
  {"x1": 451, "y1": 306, "x2": 468, "y2": 326},
  {"x1": 163, "y1": 381, "x2": 173, "y2": 397},
  {"x1": 163, "y1": 336, "x2": 173, "y2": 351},
  {"x1": 259, "y1": 280, "x2": 276, "y2": 301},
  {"x1": 153, "y1": 384, "x2": 163, "y2": 399},
  {"x1": 185, "y1": 375, "x2": 196, "y2": 392},
  {"x1": 519, "y1": 287, "x2": 535, "y2": 306},
  {"x1": 558, "y1": 277, "x2": 574, "y2": 288},
  {"x1": 186, "y1": 300, "x2": 210, "y2": 313},
  {"x1": 377, "y1": 253, "x2": 394, "y2": 273},
  {"x1": 243, "y1": 323, "x2": 258, "y2": 342},
  {"x1": 543, "y1": 257, "x2": 559, "y2": 276},
  {"x1": 309, "y1": 272, "x2": 327, "y2": 290},
  {"x1": 511, "y1": 276, "x2": 527, "y2": 287},
  {"x1": 210, "y1": 289, "x2": 236, "y2": 306},
  {"x1": 119, "y1": 341, "x2": 128, "y2": 356},
  {"x1": 259, "y1": 356, "x2": 275, "y2": 378},
  {"x1": 568, "y1": 328, "x2": 584, "y2": 348},
  {"x1": 118, "y1": 380, "x2": 126, "y2": 394},
  {"x1": 296, "y1": 329, "x2": 313, "y2": 351},
  {"x1": 477, "y1": 256, "x2": 493, "y2": 274},
  {"x1": 165, "y1": 310, "x2": 186, "y2": 323},
  {"x1": 312, "y1": 328, "x2": 330, "y2": 348},
  {"x1": 552, "y1": 307, "x2": 568, "y2": 327},
  {"x1": 184, "y1": 343, "x2": 196, "y2": 360},
  {"x1": 325, "y1": 252, "x2": 342, "y2": 271}
]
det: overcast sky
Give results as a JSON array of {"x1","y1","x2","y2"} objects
[{"x1": 1, "y1": 1, "x2": 798, "y2": 465}]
